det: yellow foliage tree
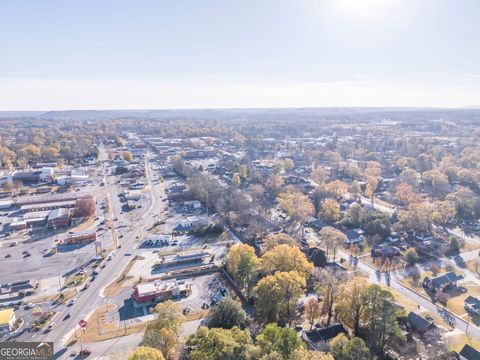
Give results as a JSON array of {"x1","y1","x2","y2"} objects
[
  {"x1": 261, "y1": 244, "x2": 313, "y2": 279},
  {"x1": 128, "y1": 346, "x2": 165, "y2": 360}
]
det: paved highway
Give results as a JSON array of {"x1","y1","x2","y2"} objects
[{"x1": 17, "y1": 149, "x2": 164, "y2": 359}]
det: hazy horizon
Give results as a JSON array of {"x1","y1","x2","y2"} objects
[{"x1": 1, "y1": 0, "x2": 479, "y2": 110}]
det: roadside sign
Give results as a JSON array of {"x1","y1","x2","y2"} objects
[
  {"x1": 79, "y1": 319, "x2": 87, "y2": 328},
  {"x1": 32, "y1": 307, "x2": 43, "y2": 317}
]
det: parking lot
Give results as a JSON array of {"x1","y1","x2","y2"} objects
[
  {"x1": 106, "y1": 273, "x2": 231, "y2": 324},
  {"x1": 0, "y1": 180, "x2": 112, "y2": 291}
]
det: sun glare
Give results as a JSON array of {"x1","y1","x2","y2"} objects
[{"x1": 325, "y1": 0, "x2": 404, "y2": 23}]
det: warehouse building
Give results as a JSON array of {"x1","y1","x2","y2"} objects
[{"x1": 47, "y1": 208, "x2": 72, "y2": 228}]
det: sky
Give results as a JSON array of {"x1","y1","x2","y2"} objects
[{"x1": 0, "y1": 0, "x2": 479, "y2": 110}]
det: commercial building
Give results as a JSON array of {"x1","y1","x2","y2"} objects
[
  {"x1": 62, "y1": 230, "x2": 97, "y2": 245},
  {"x1": 47, "y1": 208, "x2": 72, "y2": 228},
  {"x1": 123, "y1": 190, "x2": 142, "y2": 201},
  {"x1": 172, "y1": 216, "x2": 208, "y2": 234},
  {"x1": 21, "y1": 200, "x2": 76, "y2": 213},
  {"x1": 132, "y1": 279, "x2": 191, "y2": 306},
  {"x1": 0, "y1": 279, "x2": 38, "y2": 299},
  {"x1": 156, "y1": 251, "x2": 210, "y2": 268},
  {"x1": 0, "y1": 308, "x2": 16, "y2": 334},
  {"x1": 17, "y1": 193, "x2": 81, "y2": 206},
  {"x1": 0, "y1": 200, "x2": 12, "y2": 209}
]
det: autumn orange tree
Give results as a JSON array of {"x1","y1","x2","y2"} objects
[
  {"x1": 262, "y1": 233, "x2": 298, "y2": 252},
  {"x1": 395, "y1": 183, "x2": 419, "y2": 206},
  {"x1": 277, "y1": 191, "x2": 314, "y2": 233},
  {"x1": 304, "y1": 298, "x2": 322, "y2": 329},
  {"x1": 326, "y1": 180, "x2": 349, "y2": 200}
]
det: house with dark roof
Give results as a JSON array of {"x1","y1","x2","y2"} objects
[
  {"x1": 306, "y1": 217, "x2": 326, "y2": 230},
  {"x1": 464, "y1": 296, "x2": 480, "y2": 315},
  {"x1": 371, "y1": 244, "x2": 401, "y2": 258},
  {"x1": 459, "y1": 344, "x2": 480, "y2": 360},
  {"x1": 422, "y1": 272, "x2": 464, "y2": 292},
  {"x1": 302, "y1": 324, "x2": 346, "y2": 351},
  {"x1": 407, "y1": 312, "x2": 435, "y2": 334},
  {"x1": 344, "y1": 228, "x2": 365, "y2": 245}
]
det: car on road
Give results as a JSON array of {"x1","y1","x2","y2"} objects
[
  {"x1": 68, "y1": 298, "x2": 76, "y2": 306},
  {"x1": 4, "y1": 254, "x2": 11, "y2": 258},
  {"x1": 24, "y1": 303, "x2": 33, "y2": 310},
  {"x1": 63, "y1": 313, "x2": 71, "y2": 321},
  {"x1": 9, "y1": 242, "x2": 17, "y2": 247},
  {"x1": 45, "y1": 323, "x2": 55, "y2": 332}
]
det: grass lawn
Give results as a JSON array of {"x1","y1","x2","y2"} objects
[
  {"x1": 388, "y1": 287, "x2": 422, "y2": 313},
  {"x1": 65, "y1": 274, "x2": 87, "y2": 288},
  {"x1": 466, "y1": 259, "x2": 480, "y2": 277},
  {"x1": 400, "y1": 270, "x2": 434, "y2": 291},
  {"x1": 448, "y1": 333, "x2": 480, "y2": 353},
  {"x1": 446, "y1": 282, "x2": 480, "y2": 317},
  {"x1": 462, "y1": 241, "x2": 480, "y2": 252}
]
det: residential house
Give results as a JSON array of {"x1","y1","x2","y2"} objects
[
  {"x1": 302, "y1": 324, "x2": 347, "y2": 351},
  {"x1": 344, "y1": 228, "x2": 365, "y2": 245},
  {"x1": 407, "y1": 312, "x2": 435, "y2": 334},
  {"x1": 371, "y1": 244, "x2": 401, "y2": 258},
  {"x1": 307, "y1": 217, "x2": 326, "y2": 230},
  {"x1": 422, "y1": 272, "x2": 464, "y2": 292},
  {"x1": 464, "y1": 296, "x2": 480, "y2": 315},
  {"x1": 459, "y1": 344, "x2": 480, "y2": 360}
]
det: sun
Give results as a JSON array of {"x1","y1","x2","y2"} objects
[{"x1": 324, "y1": 0, "x2": 404, "y2": 23}]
